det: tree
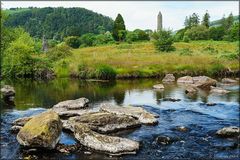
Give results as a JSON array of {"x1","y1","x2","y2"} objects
[
  {"x1": 184, "y1": 16, "x2": 190, "y2": 28},
  {"x1": 112, "y1": 14, "x2": 126, "y2": 41},
  {"x1": 226, "y1": 13, "x2": 234, "y2": 31},
  {"x1": 209, "y1": 26, "x2": 225, "y2": 40},
  {"x1": 64, "y1": 36, "x2": 81, "y2": 48},
  {"x1": 202, "y1": 11, "x2": 210, "y2": 28},
  {"x1": 191, "y1": 13, "x2": 200, "y2": 26},
  {"x1": 133, "y1": 29, "x2": 150, "y2": 41},
  {"x1": 185, "y1": 25, "x2": 209, "y2": 40},
  {"x1": 80, "y1": 33, "x2": 96, "y2": 47},
  {"x1": 229, "y1": 22, "x2": 239, "y2": 41},
  {"x1": 153, "y1": 30, "x2": 175, "y2": 52}
]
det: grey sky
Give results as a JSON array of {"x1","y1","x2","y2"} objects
[{"x1": 2, "y1": 1, "x2": 239, "y2": 31}]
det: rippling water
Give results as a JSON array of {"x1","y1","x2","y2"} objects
[{"x1": 1, "y1": 78, "x2": 239, "y2": 159}]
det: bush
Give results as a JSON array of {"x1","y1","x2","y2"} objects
[
  {"x1": 55, "y1": 60, "x2": 70, "y2": 78},
  {"x1": 174, "y1": 28, "x2": 187, "y2": 42},
  {"x1": 207, "y1": 63, "x2": 225, "y2": 76},
  {"x1": 185, "y1": 25, "x2": 209, "y2": 40},
  {"x1": 95, "y1": 64, "x2": 117, "y2": 79},
  {"x1": 65, "y1": 36, "x2": 81, "y2": 48},
  {"x1": 133, "y1": 29, "x2": 150, "y2": 41},
  {"x1": 209, "y1": 26, "x2": 225, "y2": 41},
  {"x1": 94, "y1": 33, "x2": 114, "y2": 45},
  {"x1": 46, "y1": 44, "x2": 72, "y2": 61},
  {"x1": 126, "y1": 31, "x2": 138, "y2": 43},
  {"x1": 80, "y1": 33, "x2": 96, "y2": 47},
  {"x1": 153, "y1": 30, "x2": 175, "y2": 52},
  {"x1": 229, "y1": 22, "x2": 239, "y2": 41},
  {"x1": 183, "y1": 36, "x2": 190, "y2": 42},
  {"x1": 78, "y1": 63, "x2": 89, "y2": 79},
  {"x1": 203, "y1": 45, "x2": 218, "y2": 54}
]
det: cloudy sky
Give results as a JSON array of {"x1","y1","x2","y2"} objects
[{"x1": 2, "y1": 1, "x2": 239, "y2": 31}]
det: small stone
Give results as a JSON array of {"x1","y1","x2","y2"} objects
[
  {"x1": 216, "y1": 126, "x2": 240, "y2": 138},
  {"x1": 210, "y1": 86, "x2": 230, "y2": 94},
  {"x1": 222, "y1": 78, "x2": 238, "y2": 84},
  {"x1": 175, "y1": 126, "x2": 189, "y2": 132},
  {"x1": 153, "y1": 84, "x2": 164, "y2": 89},
  {"x1": 162, "y1": 74, "x2": 175, "y2": 83},
  {"x1": 156, "y1": 136, "x2": 172, "y2": 145},
  {"x1": 206, "y1": 102, "x2": 217, "y2": 106},
  {"x1": 162, "y1": 98, "x2": 181, "y2": 102},
  {"x1": 177, "y1": 76, "x2": 194, "y2": 84}
]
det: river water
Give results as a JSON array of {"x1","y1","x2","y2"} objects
[{"x1": 1, "y1": 78, "x2": 239, "y2": 159}]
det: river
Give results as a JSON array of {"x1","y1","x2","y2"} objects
[{"x1": 1, "y1": 78, "x2": 239, "y2": 159}]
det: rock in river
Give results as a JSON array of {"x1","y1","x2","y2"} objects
[
  {"x1": 162, "y1": 74, "x2": 175, "y2": 83},
  {"x1": 153, "y1": 84, "x2": 164, "y2": 89},
  {"x1": 194, "y1": 76, "x2": 217, "y2": 89},
  {"x1": 66, "y1": 112, "x2": 141, "y2": 133},
  {"x1": 216, "y1": 126, "x2": 240, "y2": 138},
  {"x1": 17, "y1": 110, "x2": 62, "y2": 149},
  {"x1": 221, "y1": 78, "x2": 238, "y2": 84},
  {"x1": 177, "y1": 76, "x2": 194, "y2": 84},
  {"x1": 210, "y1": 86, "x2": 230, "y2": 94},
  {"x1": 1, "y1": 85, "x2": 15, "y2": 101},
  {"x1": 185, "y1": 85, "x2": 197, "y2": 94},
  {"x1": 100, "y1": 104, "x2": 158, "y2": 125},
  {"x1": 156, "y1": 136, "x2": 173, "y2": 145},
  {"x1": 52, "y1": 98, "x2": 92, "y2": 117},
  {"x1": 73, "y1": 123, "x2": 139, "y2": 155}
]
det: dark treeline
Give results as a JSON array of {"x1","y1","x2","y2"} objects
[{"x1": 5, "y1": 7, "x2": 114, "y2": 40}]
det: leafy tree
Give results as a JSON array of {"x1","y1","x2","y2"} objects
[
  {"x1": 174, "y1": 28, "x2": 187, "y2": 41},
  {"x1": 126, "y1": 31, "x2": 138, "y2": 43},
  {"x1": 191, "y1": 13, "x2": 200, "y2": 26},
  {"x1": 226, "y1": 13, "x2": 234, "y2": 31},
  {"x1": 153, "y1": 30, "x2": 175, "y2": 52},
  {"x1": 185, "y1": 25, "x2": 209, "y2": 40},
  {"x1": 209, "y1": 26, "x2": 225, "y2": 40},
  {"x1": 229, "y1": 22, "x2": 239, "y2": 41},
  {"x1": 94, "y1": 33, "x2": 114, "y2": 45},
  {"x1": 64, "y1": 36, "x2": 81, "y2": 48},
  {"x1": 202, "y1": 11, "x2": 210, "y2": 28},
  {"x1": 80, "y1": 33, "x2": 96, "y2": 47},
  {"x1": 112, "y1": 14, "x2": 126, "y2": 41},
  {"x1": 133, "y1": 29, "x2": 150, "y2": 41}
]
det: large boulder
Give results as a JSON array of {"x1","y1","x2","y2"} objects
[
  {"x1": 52, "y1": 98, "x2": 92, "y2": 117},
  {"x1": 66, "y1": 112, "x2": 141, "y2": 133},
  {"x1": 210, "y1": 86, "x2": 230, "y2": 94},
  {"x1": 1, "y1": 85, "x2": 15, "y2": 101},
  {"x1": 216, "y1": 126, "x2": 240, "y2": 138},
  {"x1": 194, "y1": 76, "x2": 217, "y2": 89},
  {"x1": 17, "y1": 110, "x2": 62, "y2": 149},
  {"x1": 162, "y1": 74, "x2": 175, "y2": 83},
  {"x1": 177, "y1": 76, "x2": 194, "y2": 84},
  {"x1": 222, "y1": 78, "x2": 238, "y2": 84},
  {"x1": 185, "y1": 85, "x2": 197, "y2": 94},
  {"x1": 153, "y1": 84, "x2": 164, "y2": 89},
  {"x1": 100, "y1": 104, "x2": 158, "y2": 125},
  {"x1": 73, "y1": 123, "x2": 139, "y2": 155}
]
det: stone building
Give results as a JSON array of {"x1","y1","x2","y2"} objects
[{"x1": 157, "y1": 11, "x2": 162, "y2": 31}]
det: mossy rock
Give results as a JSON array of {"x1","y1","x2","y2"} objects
[{"x1": 17, "y1": 110, "x2": 62, "y2": 149}]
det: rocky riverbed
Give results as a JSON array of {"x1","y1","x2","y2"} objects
[{"x1": 1, "y1": 77, "x2": 239, "y2": 159}]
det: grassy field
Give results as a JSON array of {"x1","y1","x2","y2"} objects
[{"x1": 54, "y1": 41, "x2": 239, "y2": 78}]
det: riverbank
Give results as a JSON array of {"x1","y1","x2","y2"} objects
[{"x1": 52, "y1": 41, "x2": 239, "y2": 79}]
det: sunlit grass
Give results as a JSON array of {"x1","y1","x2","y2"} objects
[{"x1": 58, "y1": 41, "x2": 238, "y2": 78}]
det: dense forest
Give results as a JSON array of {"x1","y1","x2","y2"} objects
[{"x1": 4, "y1": 7, "x2": 113, "y2": 40}]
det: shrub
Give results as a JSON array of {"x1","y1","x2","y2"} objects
[
  {"x1": 78, "y1": 63, "x2": 89, "y2": 79},
  {"x1": 153, "y1": 30, "x2": 175, "y2": 52},
  {"x1": 55, "y1": 60, "x2": 70, "y2": 78},
  {"x1": 133, "y1": 29, "x2": 150, "y2": 41},
  {"x1": 94, "y1": 33, "x2": 114, "y2": 46},
  {"x1": 185, "y1": 25, "x2": 209, "y2": 40},
  {"x1": 95, "y1": 64, "x2": 117, "y2": 79},
  {"x1": 80, "y1": 33, "x2": 96, "y2": 47},
  {"x1": 203, "y1": 45, "x2": 218, "y2": 54},
  {"x1": 65, "y1": 36, "x2": 81, "y2": 48},
  {"x1": 126, "y1": 31, "x2": 138, "y2": 43},
  {"x1": 209, "y1": 26, "x2": 225, "y2": 41},
  {"x1": 207, "y1": 63, "x2": 225, "y2": 76},
  {"x1": 183, "y1": 35, "x2": 190, "y2": 42},
  {"x1": 174, "y1": 28, "x2": 187, "y2": 42},
  {"x1": 218, "y1": 52, "x2": 239, "y2": 60},
  {"x1": 46, "y1": 44, "x2": 72, "y2": 61}
]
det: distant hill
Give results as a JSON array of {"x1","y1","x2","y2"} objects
[
  {"x1": 210, "y1": 15, "x2": 239, "y2": 27},
  {"x1": 4, "y1": 7, "x2": 114, "y2": 40}
]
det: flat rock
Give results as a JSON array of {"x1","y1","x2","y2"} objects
[
  {"x1": 100, "y1": 104, "x2": 158, "y2": 125},
  {"x1": 206, "y1": 102, "x2": 217, "y2": 106},
  {"x1": 52, "y1": 98, "x2": 92, "y2": 117},
  {"x1": 162, "y1": 74, "x2": 175, "y2": 82},
  {"x1": 53, "y1": 98, "x2": 89, "y2": 109},
  {"x1": 73, "y1": 123, "x2": 139, "y2": 155},
  {"x1": 153, "y1": 84, "x2": 164, "y2": 89},
  {"x1": 177, "y1": 76, "x2": 194, "y2": 84},
  {"x1": 222, "y1": 78, "x2": 238, "y2": 84},
  {"x1": 216, "y1": 126, "x2": 240, "y2": 138},
  {"x1": 17, "y1": 110, "x2": 62, "y2": 149},
  {"x1": 194, "y1": 76, "x2": 217, "y2": 89},
  {"x1": 12, "y1": 117, "x2": 33, "y2": 126},
  {"x1": 67, "y1": 112, "x2": 141, "y2": 133},
  {"x1": 210, "y1": 86, "x2": 230, "y2": 94}
]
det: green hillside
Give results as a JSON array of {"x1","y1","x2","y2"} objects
[
  {"x1": 210, "y1": 15, "x2": 239, "y2": 26},
  {"x1": 4, "y1": 7, "x2": 114, "y2": 40}
]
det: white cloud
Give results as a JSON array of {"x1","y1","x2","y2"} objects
[{"x1": 2, "y1": 1, "x2": 239, "y2": 31}]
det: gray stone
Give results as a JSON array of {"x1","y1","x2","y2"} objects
[
  {"x1": 66, "y1": 112, "x2": 141, "y2": 133},
  {"x1": 17, "y1": 110, "x2": 62, "y2": 149},
  {"x1": 185, "y1": 85, "x2": 197, "y2": 94},
  {"x1": 194, "y1": 76, "x2": 217, "y2": 89},
  {"x1": 156, "y1": 136, "x2": 172, "y2": 145},
  {"x1": 216, "y1": 126, "x2": 240, "y2": 138},
  {"x1": 162, "y1": 74, "x2": 175, "y2": 82},
  {"x1": 177, "y1": 76, "x2": 194, "y2": 84},
  {"x1": 210, "y1": 86, "x2": 230, "y2": 94},
  {"x1": 153, "y1": 84, "x2": 164, "y2": 89},
  {"x1": 222, "y1": 78, "x2": 238, "y2": 84},
  {"x1": 10, "y1": 125, "x2": 22, "y2": 134},
  {"x1": 157, "y1": 11, "x2": 162, "y2": 31},
  {"x1": 100, "y1": 104, "x2": 158, "y2": 125},
  {"x1": 1, "y1": 85, "x2": 15, "y2": 99},
  {"x1": 73, "y1": 123, "x2": 139, "y2": 155}
]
